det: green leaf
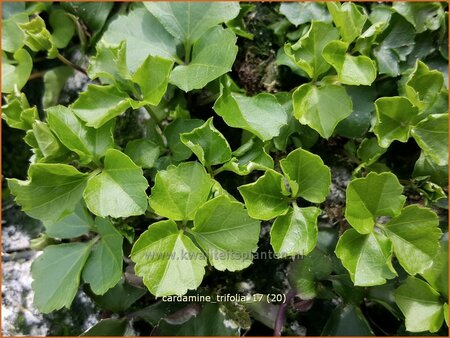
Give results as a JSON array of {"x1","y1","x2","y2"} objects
[
  {"x1": 238, "y1": 169, "x2": 290, "y2": 221},
  {"x1": 84, "y1": 149, "x2": 149, "y2": 218},
  {"x1": 2, "y1": 48, "x2": 32, "y2": 93},
  {"x1": 144, "y1": 2, "x2": 240, "y2": 46},
  {"x1": 322, "y1": 40, "x2": 377, "y2": 86},
  {"x1": 284, "y1": 21, "x2": 339, "y2": 79},
  {"x1": 421, "y1": 241, "x2": 448, "y2": 298},
  {"x1": 373, "y1": 96, "x2": 420, "y2": 148},
  {"x1": 82, "y1": 218, "x2": 123, "y2": 295},
  {"x1": 19, "y1": 16, "x2": 57, "y2": 58},
  {"x1": 411, "y1": 114, "x2": 448, "y2": 166},
  {"x1": 131, "y1": 220, "x2": 207, "y2": 297},
  {"x1": 42, "y1": 66, "x2": 73, "y2": 108},
  {"x1": 101, "y1": 7, "x2": 177, "y2": 72},
  {"x1": 270, "y1": 205, "x2": 320, "y2": 257},
  {"x1": 357, "y1": 138, "x2": 387, "y2": 166},
  {"x1": 335, "y1": 229, "x2": 397, "y2": 286},
  {"x1": 345, "y1": 172, "x2": 406, "y2": 234},
  {"x1": 280, "y1": 147, "x2": 331, "y2": 203},
  {"x1": 327, "y1": 2, "x2": 367, "y2": 43},
  {"x1": 322, "y1": 304, "x2": 374, "y2": 336},
  {"x1": 394, "y1": 276, "x2": 444, "y2": 333},
  {"x1": 163, "y1": 118, "x2": 205, "y2": 161},
  {"x1": 32, "y1": 121, "x2": 70, "y2": 161},
  {"x1": 384, "y1": 205, "x2": 442, "y2": 275},
  {"x1": 180, "y1": 118, "x2": 232, "y2": 166},
  {"x1": 44, "y1": 202, "x2": 93, "y2": 239},
  {"x1": 8, "y1": 164, "x2": 89, "y2": 223},
  {"x1": 31, "y1": 242, "x2": 93, "y2": 313},
  {"x1": 169, "y1": 27, "x2": 238, "y2": 92},
  {"x1": 124, "y1": 139, "x2": 160, "y2": 169},
  {"x1": 214, "y1": 86, "x2": 288, "y2": 141},
  {"x1": 293, "y1": 83, "x2": 352, "y2": 139},
  {"x1": 49, "y1": 9, "x2": 75, "y2": 49},
  {"x1": 444, "y1": 303, "x2": 448, "y2": 326},
  {"x1": 81, "y1": 319, "x2": 129, "y2": 337},
  {"x1": 2, "y1": 94, "x2": 38, "y2": 130},
  {"x1": 2, "y1": 2, "x2": 25, "y2": 19},
  {"x1": 189, "y1": 195, "x2": 260, "y2": 271},
  {"x1": 393, "y1": 2, "x2": 444, "y2": 33},
  {"x1": 280, "y1": 2, "x2": 331, "y2": 26},
  {"x1": 2, "y1": 13, "x2": 27, "y2": 52},
  {"x1": 47, "y1": 105, "x2": 114, "y2": 164},
  {"x1": 413, "y1": 152, "x2": 448, "y2": 187},
  {"x1": 71, "y1": 84, "x2": 132, "y2": 128},
  {"x1": 149, "y1": 162, "x2": 214, "y2": 221}
]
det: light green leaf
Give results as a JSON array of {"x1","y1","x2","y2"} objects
[
  {"x1": 47, "y1": 105, "x2": 114, "y2": 164},
  {"x1": 49, "y1": 9, "x2": 75, "y2": 49},
  {"x1": 280, "y1": 2, "x2": 331, "y2": 26},
  {"x1": 8, "y1": 164, "x2": 89, "y2": 223},
  {"x1": 163, "y1": 118, "x2": 205, "y2": 161},
  {"x1": 322, "y1": 40, "x2": 377, "y2": 86},
  {"x1": 131, "y1": 220, "x2": 207, "y2": 297},
  {"x1": 2, "y1": 94, "x2": 38, "y2": 130},
  {"x1": 2, "y1": 13, "x2": 27, "y2": 52},
  {"x1": 345, "y1": 172, "x2": 406, "y2": 234},
  {"x1": 180, "y1": 118, "x2": 232, "y2": 166},
  {"x1": 335, "y1": 229, "x2": 397, "y2": 286},
  {"x1": 19, "y1": 16, "x2": 57, "y2": 58},
  {"x1": 44, "y1": 202, "x2": 93, "y2": 239},
  {"x1": 31, "y1": 242, "x2": 93, "y2": 313},
  {"x1": 293, "y1": 83, "x2": 352, "y2": 139},
  {"x1": 284, "y1": 21, "x2": 339, "y2": 79},
  {"x1": 84, "y1": 149, "x2": 148, "y2": 218},
  {"x1": 2, "y1": 48, "x2": 32, "y2": 94},
  {"x1": 71, "y1": 84, "x2": 132, "y2": 128},
  {"x1": 327, "y1": 2, "x2": 367, "y2": 43},
  {"x1": 144, "y1": 2, "x2": 240, "y2": 45},
  {"x1": 413, "y1": 152, "x2": 448, "y2": 187},
  {"x1": 394, "y1": 276, "x2": 444, "y2": 333},
  {"x1": 411, "y1": 114, "x2": 448, "y2": 166},
  {"x1": 357, "y1": 138, "x2": 387, "y2": 166},
  {"x1": 169, "y1": 27, "x2": 238, "y2": 92},
  {"x1": 214, "y1": 85, "x2": 288, "y2": 141},
  {"x1": 124, "y1": 139, "x2": 160, "y2": 169},
  {"x1": 82, "y1": 218, "x2": 123, "y2": 295},
  {"x1": 270, "y1": 205, "x2": 320, "y2": 257},
  {"x1": 32, "y1": 121, "x2": 70, "y2": 161},
  {"x1": 238, "y1": 169, "x2": 290, "y2": 221},
  {"x1": 280, "y1": 147, "x2": 331, "y2": 203},
  {"x1": 384, "y1": 205, "x2": 442, "y2": 275},
  {"x1": 444, "y1": 303, "x2": 448, "y2": 326},
  {"x1": 101, "y1": 7, "x2": 177, "y2": 72},
  {"x1": 43, "y1": 66, "x2": 73, "y2": 108},
  {"x1": 373, "y1": 96, "x2": 420, "y2": 148},
  {"x1": 189, "y1": 195, "x2": 260, "y2": 271},
  {"x1": 393, "y1": 2, "x2": 444, "y2": 33},
  {"x1": 421, "y1": 241, "x2": 448, "y2": 298},
  {"x1": 149, "y1": 162, "x2": 214, "y2": 221}
]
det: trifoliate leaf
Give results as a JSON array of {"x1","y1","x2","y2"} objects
[
  {"x1": 393, "y1": 2, "x2": 445, "y2": 33},
  {"x1": 345, "y1": 172, "x2": 406, "y2": 234},
  {"x1": 270, "y1": 205, "x2": 320, "y2": 257},
  {"x1": 8, "y1": 164, "x2": 89, "y2": 223},
  {"x1": 373, "y1": 96, "x2": 420, "y2": 148},
  {"x1": 384, "y1": 205, "x2": 442, "y2": 275},
  {"x1": 284, "y1": 21, "x2": 338, "y2": 79},
  {"x1": 2, "y1": 13, "x2": 27, "y2": 52},
  {"x1": 2, "y1": 48, "x2": 32, "y2": 93},
  {"x1": 49, "y1": 9, "x2": 75, "y2": 49},
  {"x1": 82, "y1": 218, "x2": 123, "y2": 295},
  {"x1": 327, "y1": 2, "x2": 367, "y2": 43},
  {"x1": 335, "y1": 229, "x2": 397, "y2": 286},
  {"x1": 163, "y1": 119, "x2": 205, "y2": 161},
  {"x1": 189, "y1": 195, "x2": 260, "y2": 271},
  {"x1": 44, "y1": 202, "x2": 93, "y2": 239},
  {"x1": 293, "y1": 83, "x2": 352, "y2": 139},
  {"x1": 124, "y1": 139, "x2": 160, "y2": 169},
  {"x1": 214, "y1": 85, "x2": 288, "y2": 141},
  {"x1": 180, "y1": 118, "x2": 232, "y2": 166},
  {"x1": 31, "y1": 242, "x2": 93, "y2": 313},
  {"x1": 42, "y1": 66, "x2": 73, "y2": 108},
  {"x1": 239, "y1": 169, "x2": 290, "y2": 221},
  {"x1": 394, "y1": 276, "x2": 444, "y2": 333},
  {"x1": 84, "y1": 149, "x2": 149, "y2": 218},
  {"x1": 19, "y1": 16, "x2": 57, "y2": 58},
  {"x1": 322, "y1": 40, "x2": 377, "y2": 86},
  {"x1": 280, "y1": 2, "x2": 331, "y2": 26},
  {"x1": 131, "y1": 220, "x2": 207, "y2": 297},
  {"x1": 149, "y1": 162, "x2": 214, "y2": 221},
  {"x1": 421, "y1": 241, "x2": 448, "y2": 298},
  {"x1": 280, "y1": 147, "x2": 331, "y2": 203}
]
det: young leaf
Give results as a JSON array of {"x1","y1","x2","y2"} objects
[
  {"x1": 44, "y1": 202, "x2": 93, "y2": 239},
  {"x1": 270, "y1": 205, "x2": 320, "y2": 257},
  {"x1": 2, "y1": 48, "x2": 32, "y2": 93},
  {"x1": 327, "y1": 2, "x2": 367, "y2": 43},
  {"x1": 384, "y1": 205, "x2": 442, "y2": 275},
  {"x1": 180, "y1": 118, "x2": 232, "y2": 166},
  {"x1": 169, "y1": 27, "x2": 238, "y2": 92},
  {"x1": 19, "y1": 16, "x2": 58, "y2": 58},
  {"x1": 421, "y1": 241, "x2": 448, "y2": 298},
  {"x1": 345, "y1": 172, "x2": 406, "y2": 234},
  {"x1": 124, "y1": 139, "x2": 160, "y2": 169},
  {"x1": 149, "y1": 162, "x2": 214, "y2": 221},
  {"x1": 163, "y1": 119, "x2": 205, "y2": 161},
  {"x1": 82, "y1": 218, "x2": 124, "y2": 295},
  {"x1": 8, "y1": 164, "x2": 89, "y2": 223},
  {"x1": 335, "y1": 229, "x2": 397, "y2": 286},
  {"x1": 189, "y1": 195, "x2": 260, "y2": 271},
  {"x1": 280, "y1": 147, "x2": 331, "y2": 203},
  {"x1": 1, "y1": 94, "x2": 38, "y2": 130},
  {"x1": 239, "y1": 169, "x2": 290, "y2": 221},
  {"x1": 131, "y1": 220, "x2": 207, "y2": 297},
  {"x1": 322, "y1": 40, "x2": 377, "y2": 86},
  {"x1": 31, "y1": 242, "x2": 93, "y2": 313},
  {"x1": 394, "y1": 277, "x2": 444, "y2": 333},
  {"x1": 280, "y1": 2, "x2": 331, "y2": 26},
  {"x1": 84, "y1": 149, "x2": 149, "y2": 218},
  {"x1": 214, "y1": 85, "x2": 288, "y2": 141},
  {"x1": 293, "y1": 83, "x2": 352, "y2": 139}
]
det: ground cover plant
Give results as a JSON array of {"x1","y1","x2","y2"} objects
[{"x1": 1, "y1": 1, "x2": 449, "y2": 336}]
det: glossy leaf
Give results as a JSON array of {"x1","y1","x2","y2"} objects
[
  {"x1": 44, "y1": 202, "x2": 93, "y2": 239},
  {"x1": 413, "y1": 152, "x2": 448, "y2": 187},
  {"x1": 81, "y1": 319, "x2": 129, "y2": 337},
  {"x1": 31, "y1": 121, "x2": 69, "y2": 161},
  {"x1": 42, "y1": 66, "x2": 73, "y2": 108},
  {"x1": 327, "y1": 2, "x2": 367, "y2": 43},
  {"x1": 280, "y1": 2, "x2": 331, "y2": 26},
  {"x1": 393, "y1": 2, "x2": 444, "y2": 33},
  {"x1": 19, "y1": 16, "x2": 57, "y2": 58},
  {"x1": 164, "y1": 119, "x2": 205, "y2": 161},
  {"x1": 2, "y1": 13, "x2": 27, "y2": 53},
  {"x1": 49, "y1": 9, "x2": 75, "y2": 49},
  {"x1": 2, "y1": 94, "x2": 38, "y2": 130},
  {"x1": 2, "y1": 48, "x2": 32, "y2": 93},
  {"x1": 421, "y1": 241, "x2": 448, "y2": 298},
  {"x1": 322, "y1": 304, "x2": 374, "y2": 336},
  {"x1": 124, "y1": 139, "x2": 160, "y2": 169}
]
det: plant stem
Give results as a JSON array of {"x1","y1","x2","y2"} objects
[
  {"x1": 56, "y1": 53, "x2": 88, "y2": 76},
  {"x1": 144, "y1": 105, "x2": 164, "y2": 130},
  {"x1": 28, "y1": 70, "x2": 47, "y2": 80},
  {"x1": 273, "y1": 289, "x2": 296, "y2": 336}
]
